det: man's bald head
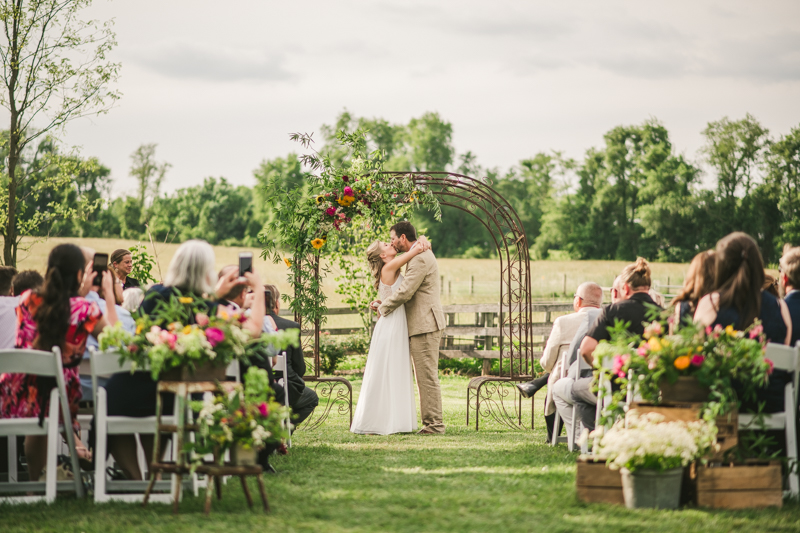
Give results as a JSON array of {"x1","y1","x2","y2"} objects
[{"x1": 575, "y1": 282, "x2": 603, "y2": 307}]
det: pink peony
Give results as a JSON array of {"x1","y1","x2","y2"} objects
[
  {"x1": 205, "y1": 327, "x2": 225, "y2": 347},
  {"x1": 258, "y1": 402, "x2": 269, "y2": 417},
  {"x1": 343, "y1": 186, "x2": 354, "y2": 196},
  {"x1": 765, "y1": 358, "x2": 774, "y2": 375},
  {"x1": 749, "y1": 324, "x2": 764, "y2": 339},
  {"x1": 637, "y1": 346, "x2": 648, "y2": 357},
  {"x1": 195, "y1": 313, "x2": 210, "y2": 327},
  {"x1": 705, "y1": 325, "x2": 713, "y2": 335},
  {"x1": 612, "y1": 355, "x2": 625, "y2": 378},
  {"x1": 690, "y1": 354, "x2": 705, "y2": 367},
  {"x1": 326, "y1": 206, "x2": 336, "y2": 216}
]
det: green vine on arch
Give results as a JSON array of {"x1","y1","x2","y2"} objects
[{"x1": 259, "y1": 129, "x2": 441, "y2": 327}]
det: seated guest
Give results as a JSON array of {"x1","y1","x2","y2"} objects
[
  {"x1": 110, "y1": 248, "x2": 140, "y2": 290},
  {"x1": 121, "y1": 287, "x2": 145, "y2": 313},
  {"x1": 553, "y1": 258, "x2": 661, "y2": 440},
  {"x1": 780, "y1": 246, "x2": 800, "y2": 346},
  {"x1": 671, "y1": 250, "x2": 715, "y2": 327},
  {"x1": 763, "y1": 273, "x2": 780, "y2": 298},
  {"x1": 695, "y1": 232, "x2": 792, "y2": 413},
  {"x1": 11, "y1": 270, "x2": 44, "y2": 297},
  {"x1": 264, "y1": 284, "x2": 319, "y2": 425},
  {"x1": 0, "y1": 244, "x2": 118, "y2": 480},
  {"x1": 102, "y1": 240, "x2": 265, "y2": 479},
  {"x1": 516, "y1": 282, "x2": 604, "y2": 442},
  {"x1": 0, "y1": 266, "x2": 18, "y2": 350}
]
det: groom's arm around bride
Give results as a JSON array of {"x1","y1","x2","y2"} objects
[{"x1": 378, "y1": 222, "x2": 447, "y2": 434}]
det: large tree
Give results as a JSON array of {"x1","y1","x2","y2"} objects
[{"x1": 0, "y1": 0, "x2": 120, "y2": 266}]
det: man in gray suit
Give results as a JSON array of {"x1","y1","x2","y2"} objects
[{"x1": 375, "y1": 221, "x2": 447, "y2": 434}]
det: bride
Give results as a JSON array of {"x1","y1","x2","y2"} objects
[{"x1": 350, "y1": 235, "x2": 431, "y2": 435}]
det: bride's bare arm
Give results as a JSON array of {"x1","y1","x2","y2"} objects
[{"x1": 381, "y1": 236, "x2": 431, "y2": 283}]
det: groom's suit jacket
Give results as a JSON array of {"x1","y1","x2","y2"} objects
[{"x1": 379, "y1": 249, "x2": 446, "y2": 337}]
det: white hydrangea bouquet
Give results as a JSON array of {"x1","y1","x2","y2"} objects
[{"x1": 588, "y1": 412, "x2": 719, "y2": 472}]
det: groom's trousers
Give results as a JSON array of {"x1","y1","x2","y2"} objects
[{"x1": 409, "y1": 329, "x2": 445, "y2": 433}]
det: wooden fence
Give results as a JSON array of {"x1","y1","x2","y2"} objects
[{"x1": 281, "y1": 302, "x2": 574, "y2": 375}]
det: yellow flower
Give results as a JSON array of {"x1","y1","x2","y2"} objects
[
  {"x1": 136, "y1": 324, "x2": 143, "y2": 335},
  {"x1": 219, "y1": 309, "x2": 229, "y2": 320},
  {"x1": 178, "y1": 296, "x2": 193, "y2": 304},
  {"x1": 647, "y1": 337, "x2": 662, "y2": 352},
  {"x1": 315, "y1": 195, "x2": 324, "y2": 204},
  {"x1": 311, "y1": 238, "x2": 326, "y2": 250},
  {"x1": 674, "y1": 355, "x2": 691, "y2": 370},
  {"x1": 366, "y1": 184, "x2": 372, "y2": 191},
  {"x1": 182, "y1": 325, "x2": 192, "y2": 335},
  {"x1": 725, "y1": 325, "x2": 738, "y2": 337},
  {"x1": 283, "y1": 257, "x2": 292, "y2": 267},
  {"x1": 337, "y1": 195, "x2": 355, "y2": 207}
]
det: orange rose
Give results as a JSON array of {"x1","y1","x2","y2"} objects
[{"x1": 674, "y1": 356, "x2": 691, "y2": 371}]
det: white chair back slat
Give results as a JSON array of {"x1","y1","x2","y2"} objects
[
  {"x1": 0, "y1": 349, "x2": 61, "y2": 376},
  {"x1": 764, "y1": 343, "x2": 797, "y2": 372}
]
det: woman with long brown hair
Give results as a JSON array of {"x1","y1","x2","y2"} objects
[
  {"x1": 0, "y1": 244, "x2": 119, "y2": 480},
  {"x1": 672, "y1": 250, "x2": 715, "y2": 327}
]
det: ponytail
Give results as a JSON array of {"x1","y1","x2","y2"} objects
[{"x1": 366, "y1": 240, "x2": 385, "y2": 292}]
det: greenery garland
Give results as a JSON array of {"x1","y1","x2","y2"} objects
[{"x1": 259, "y1": 129, "x2": 441, "y2": 327}]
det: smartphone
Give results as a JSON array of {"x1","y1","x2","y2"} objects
[
  {"x1": 264, "y1": 289, "x2": 272, "y2": 310},
  {"x1": 92, "y1": 253, "x2": 108, "y2": 285},
  {"x1": 238, "y1": 252, "x2": 253, "y2": 277}
]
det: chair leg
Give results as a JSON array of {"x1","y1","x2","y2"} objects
[
  {"x1": 46, "y1": 390, "x2": 60, "y2": 503},
  {"x1": 550, "y1": 410, "x2": 561, "y2": 446},
  {"x1": 95, "y1": 389, "x2": 108, "y2": 503},
  {"x1": 785, "y1": 385, "x2": 799, "y2": 497},
  {"x1": 568, "y1": 404, "x2": 578, "y2": 452},
  {"x1": 8, "y1": 436, "x2": 17, "y2": 482}
]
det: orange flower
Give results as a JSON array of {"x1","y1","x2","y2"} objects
[
  {"x1": 283, "y1": 257, "x2": 292, "y2": 267},
  {"x1": 674, "y1": 355, "x2": 691, "y2": 371}
]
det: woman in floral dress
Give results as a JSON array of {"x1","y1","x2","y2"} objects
[{"x1": 0, "y1": 244, "x2": 118, "y2": 480}]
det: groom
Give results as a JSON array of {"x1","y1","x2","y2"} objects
[{"x1": 375, "y1": 221, "x2": 447, "y2": 434}]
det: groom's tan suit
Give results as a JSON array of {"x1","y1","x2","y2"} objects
[{"x1": 379, "y1": 249, "x2": 446, "y2": 433}]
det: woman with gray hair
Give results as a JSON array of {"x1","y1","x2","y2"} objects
[{"x1": 101, "y1": 239, "x2": 266, "y2": 479}]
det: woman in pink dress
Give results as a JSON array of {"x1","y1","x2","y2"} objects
[{"x1": 0, "y1": 244, "x2": 118, "y2": 480}]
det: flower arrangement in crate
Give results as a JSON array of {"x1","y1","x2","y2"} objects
[
  {"x1": 588, "y1": 411, "x2": 719, "y2": 473},
  {"x1": 98, "y1": 293, "x2": 300, "y2": 380},
  {"x1": 595, "y1": 315, "x2": 772, "y2": 421},
  {"x1": 188, "y1": 367, "x2": 291, "y2": 467}
]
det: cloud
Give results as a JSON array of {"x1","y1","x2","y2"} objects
[
  {"x1": 129, "y1": 42, "x2": 295, "y2": 82},
  {"x1": 701, "y1": 31, "x2": 800, "y2": 82}
]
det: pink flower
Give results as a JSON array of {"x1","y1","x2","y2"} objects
[
  {"x1": 637, "y1": 346, "x2": 648, "y2": 357},
  {"x1": 326, "y1": 206, "x2": 336, "y2": 216},
  {"x1": 705, "y1": 326, "x2": 712, "y2": 335},
  {"x1": 195, "y1": 313, "x2": 209, "y2": 327},
  {"x1": 765, "y1": 358, "x2": 774, "y2": 375},
  {"x1": 691, "y1": 354, "x2": 705, "y2": 367},
  {"x1": 343, "y1": 186, "x2": 354, "y2": 196},
  {"x1": 205, "y1": 327, "x2": 225, "y2": 347},
  {"x1": 159, "y1": 331, "x2": 177, "y2": 350},
  {"x1": 612, "y1": 355, "x2": 625, "y2": 378},
  {"x1": 342, "y1": 175, "x2": 349, "y2": 182},
  {"x1": 749, "y1": 324, "x2": 764, "y2": 339},
  {"x1": 128, "y1": 344, "x2": 138, "y2": 353},
  {"x1": 258, "y1": 402, "x2": 269, "y2": 417},
  {"x1": 648, "y1": 357, "x2": 658, "y2": 370}
]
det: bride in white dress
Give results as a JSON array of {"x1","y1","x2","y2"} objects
[{"x1": 350, "y1": 236, "x2": 432, "y2": 435}]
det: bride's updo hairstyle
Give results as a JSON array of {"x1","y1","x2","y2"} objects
[
  {"x1": 366, "y1": 240, "x2": 384, "y2": 292},
  {"x1": 620, "y1": 257, "x2": 652, "y2": 291}
]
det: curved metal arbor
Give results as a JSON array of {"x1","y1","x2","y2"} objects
[{"x1": 296, "y1": 172, "x2": 536, "y2": 430}]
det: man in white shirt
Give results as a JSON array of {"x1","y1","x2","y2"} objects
[{"x1": 0, "y1": 266, "x2": 18, "y2": 350}]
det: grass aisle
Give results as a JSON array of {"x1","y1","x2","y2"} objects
[{"x1": 3, "y1": 375, "x2": 800, "y2": 532}]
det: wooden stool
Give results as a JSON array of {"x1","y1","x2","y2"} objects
[{"x1": 141, "y1": 380, "x2": 270, "y2": 515}]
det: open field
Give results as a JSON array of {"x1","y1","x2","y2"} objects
[
  {"x1": 17, "y1": 237, "x2": 701, "y2": 330},
  {"x1": 3, "y1": 375, "x2": 799, "y2": 532}
]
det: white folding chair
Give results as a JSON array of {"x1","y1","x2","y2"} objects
[
  {"x1": 549, "y1": 344, "x2": 571, "y2": 447},
  {"x1": 0, "y1": 347, "x2": 85, "y2": 503},
  {"x1": 225, "y1": 359, "x2": 241, "y2": 383},
  {"x1": 274, "y1": 352, "x2": 291, "y2": 447},
  {"x1": 738, "y1": 342, "x2": 799, "y2": 497},
  {"x1": 91, "y1": 349, "x2": 177, "y2": 503}
]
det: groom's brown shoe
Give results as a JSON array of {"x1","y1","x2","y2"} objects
[{"x1": 417, "y1": 426, "x2": 444, "y2": 435}]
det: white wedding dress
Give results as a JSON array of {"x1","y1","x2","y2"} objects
[{"x1": 350, "y1": 275, "x2": 418, "y2": 435}]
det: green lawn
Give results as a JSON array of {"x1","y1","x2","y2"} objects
[{"x1": 3, "y1": 375, "x2": 800, "y2": 532}]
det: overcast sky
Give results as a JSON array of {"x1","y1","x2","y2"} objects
[{"x1": 22, "y1": 0, "x2": 800, "y2": 195}]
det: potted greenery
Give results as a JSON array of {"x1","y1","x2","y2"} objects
[
  {"x1": 99, "y1": 293, "x2": 299, "y2": 381},
  {"x1": 189, "y1": 367, "x2": 291, "y2": 466},
  {"x1": 589, "y1": 412, "x2": 718, "y2": 509}
]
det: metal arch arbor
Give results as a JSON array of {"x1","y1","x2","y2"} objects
[{"x1": 295, "y1": 172, "x2": 536, "y2": 431}]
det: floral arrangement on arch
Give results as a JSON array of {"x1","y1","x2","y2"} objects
[
  {"x1": 259, "y1": 129, "x2": 442, "y2": 326},
  {"x1": 593, "y1": 313, "x2": 772, "y2": 421},
  {"x1": 586, "y1": 412, "x2": 719, "y2": 473},
  {"x1": 98, "y1": 293, "x2": 300, "y2": 380},
  {"x1": 188, "y1": 367, "x2": 291, "y2": 467}
]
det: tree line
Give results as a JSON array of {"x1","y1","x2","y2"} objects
[{"x1": 2, "y1": 110, "x2": 798, "y2": 265}]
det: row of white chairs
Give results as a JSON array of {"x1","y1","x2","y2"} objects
[
  {"x1": 1, "y1": 347, "x2": 290, "y2": 504},
  {"x1": 547, "y1": 340, "x2": 800, "y2": 497}
]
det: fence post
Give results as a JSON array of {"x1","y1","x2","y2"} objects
[
  {"x1": 448, "y1": 280, "x2": 452, "y2": 295},
  {"x1": 563, "y1": 273, "x2": 567, "y2": 296},
  {"x1": 440, "y1": 275, "x2": 444, "y2": 294},
  {"x1": 470, "y1": 276, "x2": 474, "y2": 295}
]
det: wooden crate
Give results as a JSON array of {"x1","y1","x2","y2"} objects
[
  {"x1": 696, "y1": 462, "x2": 782, "y2": 509},
  {"x1": 576, "y1": 456, "x2": 624, "y2": 505},
  {"x1": 628, "y1": 402, "x2": 738, "y2": 459}
]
